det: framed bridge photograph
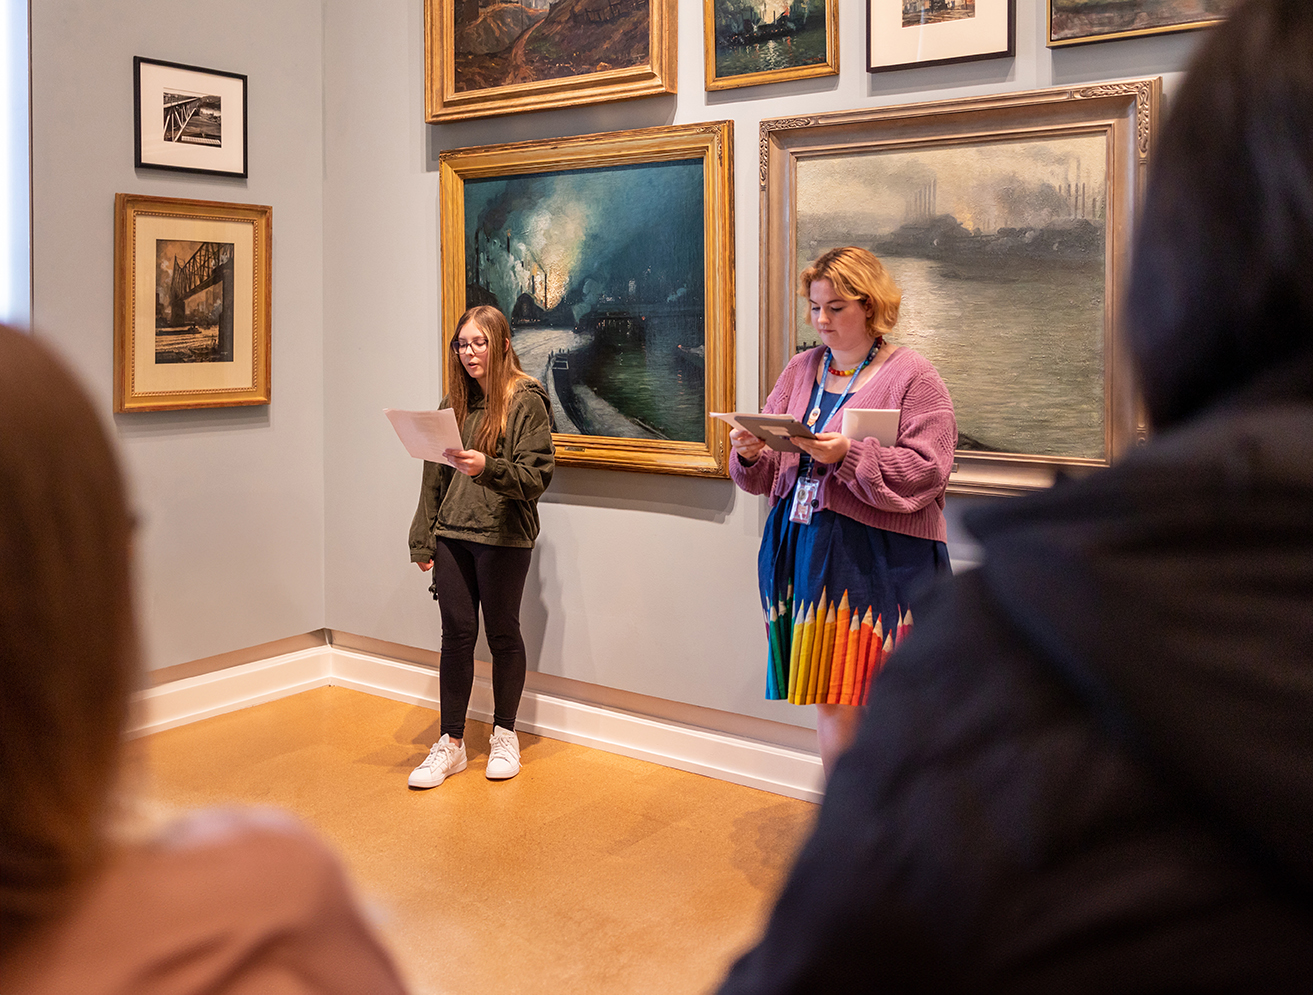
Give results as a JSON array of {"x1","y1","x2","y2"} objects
[
  {"x1": 438, "y1": 122, "x2": 736, "y2": 476},
  {"x1": 134, "y1": 57, "x2": 248, "y2": 178},
  {"x1": 114, "y1": 194, "x2": 271, "y2": 412}
]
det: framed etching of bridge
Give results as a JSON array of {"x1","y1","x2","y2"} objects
[
  {"x1": 424, "y1": 0, "x2": 677, "y2": 123},
  {"x1": 439, "y1": 122, "x2": 736, "y2": 476},
  {"x1": 134, "y1": 58, "x2": 247, "y2": 178},
  {"x1": 114, "y1": 194, "x2": 272, "y2": 412},
  {"x1": 759, "y1": 79, "x2": 1161, "y2": 495}
]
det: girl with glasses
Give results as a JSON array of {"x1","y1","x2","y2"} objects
[{"x1": 407, "y1": 305, "x2": 555, "y2": 788}]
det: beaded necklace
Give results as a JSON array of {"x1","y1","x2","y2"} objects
[{"x1": 805, "y1": 339, "x2": 881, "y2": 430}]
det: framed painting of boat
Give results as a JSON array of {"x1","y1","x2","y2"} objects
[
  {"x1": 759, "y1": 80, "x2": 1160, "y2": 494},
  {"x1": 438, "y1": 122, "x2": 736, "y2": 477},
  {"x1": 1048, "y1": 0, "x2": 1236, "y2": 46},
  {"x1": 113, "y1": 193, "x2": 272, "y2": 412},
  {"x1": 868, "y1": 0, "x2": 1013, "y2": 73},
  {"x1": 704, "y1": 0, "x2": 838, "y2": 91},
  {"x1": 424, "y1": 0, "x2": 677, "y2": 122}
]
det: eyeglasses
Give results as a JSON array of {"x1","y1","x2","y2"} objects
[{"x1": 451, "y1": 337, "x2": 490, "y2": 354}]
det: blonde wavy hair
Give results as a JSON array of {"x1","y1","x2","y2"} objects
[{"x1": 799, "y1": 246, "x2": 902, "y2": 341}]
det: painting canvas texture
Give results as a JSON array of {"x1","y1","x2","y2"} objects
[
  {"x1": 712, "y1": 0, "x2": 828, "y2": 79},
  {"x1": 1050, "y1": 0, "x2": 1234, "y2": 42},
  {"x1": 796, "y1": 134, "x2": 1108, "y2": 460},
  {"x1": 453, "y1": 0, "x2": 648, "y2": 92},
  {"x1": 464, "y1": 160, "x2": 707, "y2": 442}
]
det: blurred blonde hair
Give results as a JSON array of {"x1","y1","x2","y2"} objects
[{"x1": 799, "y1": 246, "x2": 902, "y2": 340}]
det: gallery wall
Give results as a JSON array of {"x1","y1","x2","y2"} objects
[
  {"x1": 30, "y1": 0, "x2": 328, "y2": 669},
  {"x1": 30, "y1": 0, "x2": 1207, "y2": 734},
  {"x1": 319, "y1": 0, "x2": 1205, "y2": 731}
]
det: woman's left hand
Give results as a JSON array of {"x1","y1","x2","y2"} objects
[
  {"x1": 794, "y1": 432, "x2": 851, "y2": 465},
  {"x1": 445, "y1": 448, "x2": 486, "y2": 476}
]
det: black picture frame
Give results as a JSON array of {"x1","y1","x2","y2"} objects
[
  {"x1": 134, "y1": 57, "x2": 248, "y2": 178},
  {"x1": 868, "y1": 0, "x2": 1014, "y2": 73}
]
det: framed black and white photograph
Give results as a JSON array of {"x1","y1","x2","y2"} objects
[{"x1": 134, "y1": 57, "x2": 248, "y2": 178}]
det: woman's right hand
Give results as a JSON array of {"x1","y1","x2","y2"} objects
[
  {"x1": 730, "y1": 427, "x2": 767, "y2": 464},
  {"x1": 416, "y1": 559, "x2": 433, "y2": 572}
]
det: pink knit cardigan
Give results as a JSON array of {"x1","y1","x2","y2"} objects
[{"x1": 729, "y1": 346, "x2": 957, "y2": 542}]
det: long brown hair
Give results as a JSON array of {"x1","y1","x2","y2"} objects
[
  {"x1": 0, "y1": 326, "x2": 137, "y2": 952},
  {"x1": 446, "y1": 305, "x2": 532, "y2": 456}
]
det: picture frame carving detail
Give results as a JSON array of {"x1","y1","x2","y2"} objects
[
  {"x1": 424, "y1": 0, "x2": 677, "y2": 122},
  {"x1": 760, "y1": 79, "x2": 1161, "y2": 495},
  {"x1": 704, "y1": 0, "x2": 839, "y2": 91},
  {"x1": 114, "y1": 194, "x2": 272, "y2": 413},
  {"x1": 439, "y1": 122, "x2": 736, "y2": 477},
  {"x1": 133, "y1": 57, "x2": 247, "y2": 178}
]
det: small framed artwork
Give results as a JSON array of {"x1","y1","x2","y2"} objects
[
  {"x1": 760, "y1": 79, "x2": 1161, "y2": 494},
  {"x1": 439, "y1": 122, "x2": 736, "y2": 477},
  {"x1": 1048, "y1": 0, "x2": 1236, "y2": 46},
  {"x1": 704, "y1": 0, "x2": 839, "y2": 91},
  {"x1": 424, "y1": 0, "x2": 677, "y2": 123},
  {"x1": 134, "y1": 57, "x2": 248, "y2": 178},
  {"x1": 114, "y1": 193, "x2": 271, "y2": 412},
  {"x1": 869, "y1": 0, "x2": 1014, "y2": 72}
]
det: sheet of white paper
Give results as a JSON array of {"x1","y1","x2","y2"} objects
[
  {"x1": 384, "y1": 408, "x2": 462, "y2": 466},
  {"x1": 710, "y1": 411, "x2": 751, "y2": 435}
]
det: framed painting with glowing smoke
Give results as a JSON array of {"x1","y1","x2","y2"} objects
[
  {"x1": 438, "y1": 122, "x2": 736, "y2": 477},
  {"x1": 760, "y1": 80, "x2": 1160, "y2": 495}
]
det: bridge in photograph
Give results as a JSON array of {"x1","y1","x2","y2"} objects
[
  {"x1": 167, "y1": 242, "x2": 230, "y2": 327},
  {"x1": 163, "y1": 94, "x2": 203, "y2": 142}
]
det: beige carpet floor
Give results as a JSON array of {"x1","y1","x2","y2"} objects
[{"x1": 122, "y1": 686, "x2": 818, "y2": 995}]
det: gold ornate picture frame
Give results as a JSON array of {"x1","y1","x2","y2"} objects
[
  {"x1": 1048, "y1": 0, "x2": 1235, "y2": 46},
  {"x1": 439, "y1": 122, "x2": 736, "y2": 477},
  {"x1": 704, "y1": 0, "x2": 838, "y2": 92},
  {"x1": 114, "y1": 193, "x2": 272, "y2": 412},
  {"x1": 760, "y1": 80, "x2": 1160, "y2": 495},
  {"x1": 424, "y1": 0, "x2": 677, "y2": 123}
]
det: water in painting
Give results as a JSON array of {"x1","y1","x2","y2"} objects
[
  {"x1": 465, "y1": 160, "x2": 706, "y2": 442},
  {"x1": 796, "y1": 134, "x2": 1108, "y2": 460}
]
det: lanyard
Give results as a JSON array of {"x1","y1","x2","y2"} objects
[
  {"x1": 804, "y1": 343, "x2": 877, "y2": 433},
  {"x1": 800, "y1": 343, "x2": 877, "y2": 481}
]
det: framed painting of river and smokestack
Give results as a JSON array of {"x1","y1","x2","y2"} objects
[
  {"x1": 704, "y1": 0, "x2": 838, "y2": 91},
  {"x1": 439, "y1": 122, "x2": 736, "y2": 477},
  {"x1": 760, "y1": 79, "x2": 1160, "y2": 495},
  {"x1": 114, "y1": 194, "x2": 272, "y2": 412},
  {"x1": 1048, "y1": 0, "x2": 1236, "y2": 46},
  {"x1": 424, "y1": 0, "x2": 677, "y2": 122}
]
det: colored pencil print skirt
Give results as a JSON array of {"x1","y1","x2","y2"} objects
[{"x1": 758, "y1": 498, "x2": 950, "y2": 706}]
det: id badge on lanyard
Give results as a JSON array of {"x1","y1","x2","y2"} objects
[{"x1": 789, "y1": 476, "x2": 819, "y2": 525}]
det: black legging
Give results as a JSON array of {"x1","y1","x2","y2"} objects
[{"x1": 431, "y1": 537, "x2": 532, "y2": 740}]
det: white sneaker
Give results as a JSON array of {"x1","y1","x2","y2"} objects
[
  {"x1": 408, "y1": 734, "x2": 467, "y2": 789},
  {"x1": 485, "y1": 726, "x2": 521, "y2": 780}
]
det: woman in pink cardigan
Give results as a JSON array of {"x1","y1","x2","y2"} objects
[{"x1": 730, "y1": 247, "x2": 957, "y2": 777}]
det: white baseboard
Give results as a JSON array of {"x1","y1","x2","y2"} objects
[{"x1": 130, "y1": 647, "x2": 825, "y2": 803}]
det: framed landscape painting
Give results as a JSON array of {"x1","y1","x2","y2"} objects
[
  {"x1": 424, "y1": 0, "x2": 677, "y2": 122},
  {"x1": 134, "y1": 57, "x2": 247, "y2": 178},
  {"x1": 1048, "y1": 0, "x2": 1235, "y2": 46},
  {"x1": 759, "y1": 79, "x2": 1160, "y2": 494},
  {"x1": 114, "y1": 194, "x2": 271, "y2": 412},
  {"x1": 704, "y1": 0, "x2": 839, "y2": 91},
  {"x1": 438, "y1": 123, "x2": 736, "y2": 477}
]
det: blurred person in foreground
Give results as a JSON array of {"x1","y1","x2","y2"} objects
[
  {"x1": 0, "y1": 326, "x2": 409, "y2": 994},
  {"x1": 718, "y1": 0, "x2": 1313, "y2": 989}
]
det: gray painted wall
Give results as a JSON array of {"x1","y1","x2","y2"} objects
[
  {"x1": 30, "y1": 0, "x2": 1206, "y2": 731},
  {"x1": 31, "y1": 0, "x2": 327, "y2": 670}
]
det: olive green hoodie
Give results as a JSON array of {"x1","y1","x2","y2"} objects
[{"x1": 408, "y1": 378, "x2": 555, "y2": 557}]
